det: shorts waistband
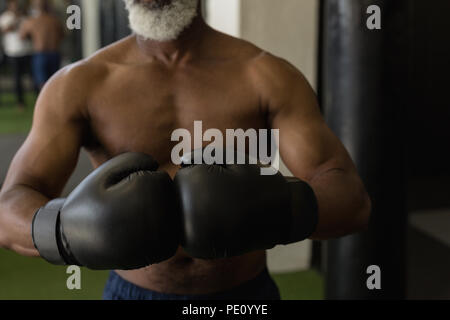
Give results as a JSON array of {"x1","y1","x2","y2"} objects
[{"x1": 103, "y1": 268, "x2": 280, "y2": 300}]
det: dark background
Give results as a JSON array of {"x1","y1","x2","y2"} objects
[{"x1": 406, "y1": 0, "x2": 450, "y2": 210}]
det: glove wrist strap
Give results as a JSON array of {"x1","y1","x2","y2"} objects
[{"x1": 32, "y1": 198, "x2": 67, "y2": 265}]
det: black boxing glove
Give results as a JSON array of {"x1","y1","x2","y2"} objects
[
  {"x1": 174, "y1": 150, "x2": 319, "y2": 259},
  {"x1": 32, "y1": 153, "x2": 181, "y2": 270}
]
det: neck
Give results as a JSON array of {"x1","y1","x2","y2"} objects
[{"x1": 136, "y1": 11, "x2": 209, "y2": 64}]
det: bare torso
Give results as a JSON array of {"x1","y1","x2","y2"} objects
[
  {"x1": 22, "y1": 13, "x2": 63, "y2": 52},
  {"x1": 78, "y1": 30, "x2": 271, "y2": 294}
]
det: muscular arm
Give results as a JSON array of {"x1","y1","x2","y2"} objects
[
  {"x1": 253, "y1": 54, "x2": 371, "y2": 239},
  {"x1": 0, "y1": 66, "x2": 88, "y2": 256}
]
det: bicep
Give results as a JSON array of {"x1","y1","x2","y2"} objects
[
  {"x1": 270, "y1": 74, "x2": 356, "y2": 182},
  {"x1": 276, "y1": 114, "x2": 356, "y2": 181},
  {"x1": 3, "y1": 78, "x2": 85, "y2": 198}
]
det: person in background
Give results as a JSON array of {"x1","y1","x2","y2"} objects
[
  {"x1": 0, "y1": 0, "x2": 33, "y2": 111},
  {"x1": 19, "y1": 0, "x2": 64, "y2": 91}
]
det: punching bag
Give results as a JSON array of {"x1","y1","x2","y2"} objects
[{"x1": 321, "y1": 0, "x2": 409, "y2": 299}]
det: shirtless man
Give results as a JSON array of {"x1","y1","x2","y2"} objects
[
  {"x1": 0, "y1": 0, "x2": 32, "y2": 110},
  {"x1": 20, "y1": 0, "x2": 64, "y2": 90},
  {"x1": 0, "y1": 0, "x2": 371, "y2": 300}
]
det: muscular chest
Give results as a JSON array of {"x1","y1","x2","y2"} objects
[{"x1": 86, "y1": 64, "x2": 265, "y2": 165}]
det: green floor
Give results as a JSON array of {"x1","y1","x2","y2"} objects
[
  {"x1": 273, "y1": 269, "x2": 323, "y2": 300},
  {"x1": 0, "y1": 93, "x2": 36, "y2": 134},
  {"x1": 0, "y1": 249, "x2": 323, "y2": 300}
]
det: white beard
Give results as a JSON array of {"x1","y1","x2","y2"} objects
[{"x1": 123, "y1": 0, "x2": 199, "y2": 42}]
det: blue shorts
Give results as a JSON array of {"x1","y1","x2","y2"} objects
[
  {"x1": 32, "y1": 52, "x2": 61, "y2": 87},
  {"x1": 102, "y1": 269, "x2": 281, "y2": 300}
]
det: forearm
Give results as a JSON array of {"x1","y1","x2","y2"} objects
[
  {"x1": 0, "y1": 185, "x2": 49, "y2": 256},
  {"x1": 309, "y1": 169, "x2": 371, "y2": 239}
]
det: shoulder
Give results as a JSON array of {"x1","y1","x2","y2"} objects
[
  {"x1": 39, "y1": 37, "x2": 136, "y2": 105},
  {"x1": 48, "y1": 37, "x2": 138, "y2": 85},
  {"x1": 45, "y1": 58, "x2": 108, "y2": 93},
  {"x1": 206, "y1": 31, "x2": 298, "y2": 81},
  {"x1": 207, "y1": 30, "x2": 265, "y2": 64},
  {"x1": 243, "y1": 51, "x2": 318, "y2": 115},
  {"x1": 206, "y1": 30, "x2": 314, "y2": 106},
  {"x1": 246, "y1": 52, "x2": 309, "y2": 94},
  {"x1": 206, "y1": 28, "x2": 307, "y2": 86},
  {"x1": 36, "y1": 57, "x2": 108, "y2": 119}
]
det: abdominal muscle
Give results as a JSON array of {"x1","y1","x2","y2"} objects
[{"x1": 115, "y1": 249, "x2": 267, "y2": 295}]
